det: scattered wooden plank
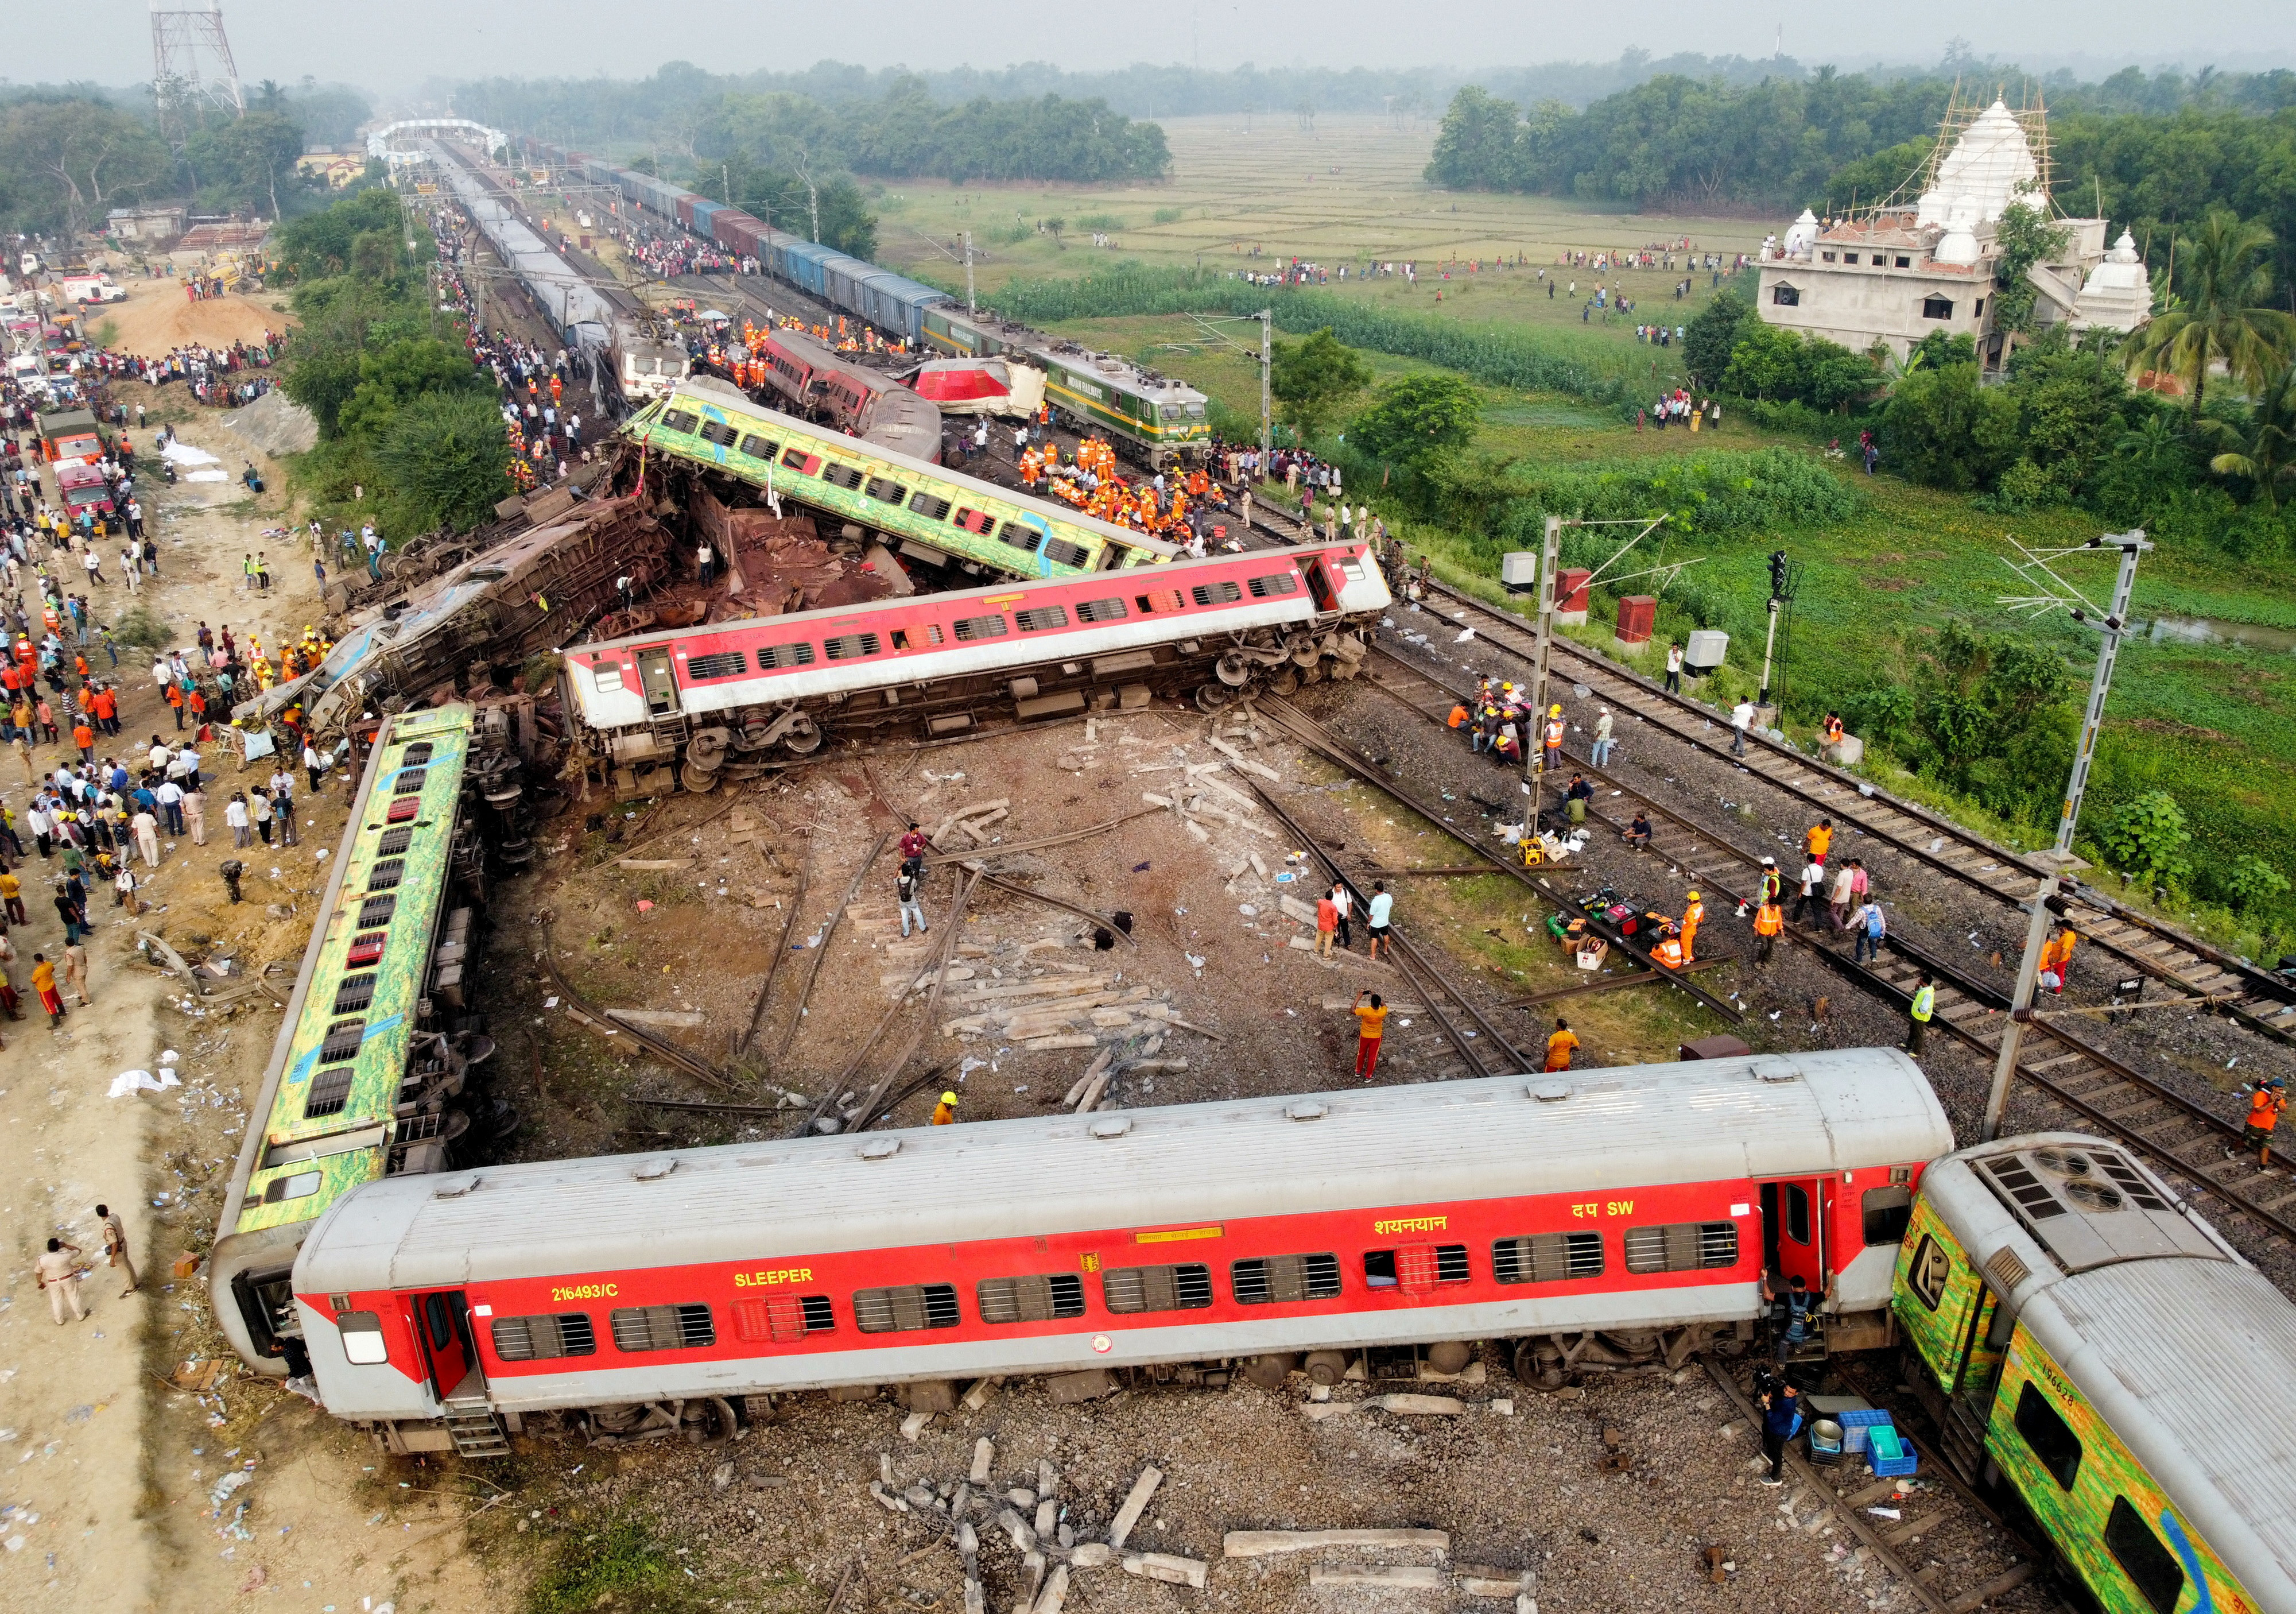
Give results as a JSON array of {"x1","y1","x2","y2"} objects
[
  {"x1": 1224, "y1": 1528, "x2": 1450, "y2": 1559},
  {"x1": 606, "y1": 1008, "x2": 707, "y2": 1029},
  {"x1": 615, "y1": 858, "x2": 694, "y2": 871}
]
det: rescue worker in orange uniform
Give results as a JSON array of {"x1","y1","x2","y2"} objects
[
  {"x1": 2243, "y1": 1079, "x2": 2287, "y2": 1166},
  {"x1": 2036, "y1": 927, "x2": 2078, "y2": 993},
  {"x1": 1541, "y1": 706, "x2": 1565, "y2": 773},
  {"x1": 932, "y1": 1091, "x2": 959, "y2": 1125},
  {"x1": 1653, "y1": 924, "x2": 1686, "y2": 969},
  {"x1": 1678, "y1": 891, "x2": 1704, "y2": 963},
  {"x1": 1753, "y1": 895, "x2": 1784, "y2": 963}
]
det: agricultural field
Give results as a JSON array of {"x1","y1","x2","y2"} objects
[{"x1": 879, "y1": 115, "x2": 2296, "y2": 949}]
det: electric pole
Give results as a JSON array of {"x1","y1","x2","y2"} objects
[
  {"x1": 1524, "y1": 515, "x2": 1563, "y2": 818},
  {"x1": 1259, "y1": 309, "x2": 1273, "y2": 461},
  {"x1": 964, "y1": 231, "x2": 976, "y2": 315},
  {"x1": 1981, "y1": 529, "x2": 2152, "y2": 1140}
]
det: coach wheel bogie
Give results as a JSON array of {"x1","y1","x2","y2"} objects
[
  {"x1": 1425, "y1": 1340, "x2": 1475, "y2": 1376},
  {"x1": 680, "y1": 761, "x2": 721, "y2": 794},
  {"x1": 1513, "y1": 1341, "x2": 1568, "y2": 1393},
  {"x1": 781, "y1": 714, "x2": 824, "y2": 754},
  {"x1": 682, "y1": 1396, "x2": 740, "y2": 1445},
  {"x1": 1216, "y1": 652, "x2": 1254, "y2": 687},
  {"x1": 1240, "y1": 1353, "x2": 1297, "y2": 1390},
  {"x1": 1269, "y1": 668, "x2": 1301, "y2": 697},
  {"x1": 1195, "y1": 683, "x2": 1234, "y2": 714},
  {"x1": 1302, "y1": 1349, "x2": 1349, "y2": 1387}
]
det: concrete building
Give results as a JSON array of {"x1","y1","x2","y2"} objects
[
  {"x1": 105, "y1": 206, "x2": 187, "y2": 245},
  {"x1": 1754, "y1": 100, "x2": 2146, "y2": 363}
]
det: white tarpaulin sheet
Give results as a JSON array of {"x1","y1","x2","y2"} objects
[{"x1": 160, "y1": 441, "x2": 219, "y2": 466}]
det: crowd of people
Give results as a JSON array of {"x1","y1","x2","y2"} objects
[{"x1": 85, "y1": 337, "x2": 282, "y2": 409}]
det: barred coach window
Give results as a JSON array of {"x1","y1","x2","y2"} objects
[
  {"x1": 1622, "y1": 1222, "x2": 1739, "y2": 1274},
  {"x1": 976, "y1": 1274, "x2": 1086, "y2": 1325},
  {"x1": 1230, "y1": 1253, "x2": 1340, "y2": 1305},
  {"x1": 854, "y1": 1283, "x2": 961, "y2": 1333},
  {"x1": 1100, "y1": 1263, "x2": 1213, "y2": 1314},
  {"x1": 491, "y1": 1312, "x2": 598, "y2": 1360},
  {"x1": 1493, "y1": 1232, "x2": 1605, "y2": 1284},
  {"x1": 608, "y1": 1303, "x2": 716, "y2": 1352}
]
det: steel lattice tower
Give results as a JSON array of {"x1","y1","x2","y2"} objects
[{"x1": 150, "y1": 0, "x2": 245, "y2": 144}]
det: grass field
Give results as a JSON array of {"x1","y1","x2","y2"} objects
[{"x1": 873, "y1": 115, "x2": 2294, "y2": 945}]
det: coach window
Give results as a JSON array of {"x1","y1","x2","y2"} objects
[
  {"x1": 977, "y1": 1274, "x2": 1087, "y2": 1324},
  {"x1": 1100, "y1": 1263, "x2": 1213, "y2": 1314},
  {"x1": 1246, "y1": 572, "x2": 1298, "y2": 599},
  {"x1": 1191, "y1": 579, "x2": 1243, "y2": 607},
  {"x1": 823, "y1": 633, "x2": 884, "y2": 661},
  {"x1": 336, "y1": 1311, "x2": 389, "y2": 1365},
  {"x1": 1362, "y1": 1245, "x2": 1471, "y2": 1291},
  {"x1": 2103, "y1": 1496, "x2": 2185, "y2": 1614},
  {"x1": 1230, "y1": 1253, "x2": 1341, "y2": 1305},
  {"x1": 891, "y1": 624, "x2": 945, "y2": 651},
  {"x1": 731, "y1": 1295, "x2": 835, "y2": 1344},
  {"x1": 609, "y1": 1303, "x2": 716, "y2": 1352},
  {"x1": 2013, "y1": 1381, "x2": 2084, "y2": 1491},
  {"x1": 854, "y1": 1284, "x2": 961, "y2": 1332},
  {"x1": 1782, "y1": 1184, "x2": 1813, "y2": 1246},
  {"x1": 491, "y1": 1313, "x2": 598, "y2": 1360},
  {"x1": 1076, "y1": 598, "x2": 1128, "y2": 624},
  {"x1": 1044, "y1": 539, "x2": 1092, "y2": 569},
  {"x1": 952, "y1": 615, "x2": 1008, "y2": 642},
  {"x1": 996, "y1": 522, "x2": 1041, "y2": 554},
  {"x1": 1135, "y1": 589, "x2": 1185, "y2": 615},
  {"x1": 1622, "y1": 1221, "x2": 1739, "y2": 1274},
  {"x1": 1015, "y1": 606, "x2": 1068, "y2": 632},
  {"x1": 1862, "y1": 1186, "x2": 1913, "y2": 1245},
  {"x1": 1905, "y1": 1235, "x2": 1952, "y2": 1310},
  {"x1": 1493, "y1": 1232, "x2": 1605, "y2": 1284},
  {"x1": 589, "y1": 659, "x2": 625, "y2": 692}
]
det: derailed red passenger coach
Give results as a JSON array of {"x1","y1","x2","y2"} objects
[
  {"x1": 289, "y1": 1049, "x2": 1952, "y2": 1455},
  {"x1": 559, "y1": 540, "x2": 1393, "y2": 791}
]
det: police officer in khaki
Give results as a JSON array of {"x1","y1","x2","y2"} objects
[
  {"x1": 36, "y1": 1237, "x2": 86, "y2": 1324},
  {"x1": 97, "y1": 1203, "x2": 137, "y2": 1296}
]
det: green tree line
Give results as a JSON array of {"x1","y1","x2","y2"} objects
[{"x1": 276, "y1": 189, "x2": 510, "y2": 541}]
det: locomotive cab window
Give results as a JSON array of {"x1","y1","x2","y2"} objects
[
  {"x1": 1906, "y1": 1234, "x2": 1952, "y2": 1311},
  {"x1": 2104, "y1": 1496, "x2": 2185, "y2": 1614},
  {"x1": 854, "y1": 1284, "x2": 961, "y2": 1333},
  {"x1": 2013, "y1": 1381, "x2": 2084, "y2": 1491},
  {"x1": 1101, "y1": 1263, "x2": 1213, "y2": 1314},
  {"x1": 977, "y1": 1274, "x2": 1087, "y2": 1324},
  {"x1": 1862, "y1": 1186, "x2": 1914, "y2": 1245},
  {"x1": 1231, "y1": 1253, "x2": 1341, "y2": 1305}
]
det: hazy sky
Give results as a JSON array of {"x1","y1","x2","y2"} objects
[{"x1": 13, "y1": 0, "x2": 2294, "y2": 96}]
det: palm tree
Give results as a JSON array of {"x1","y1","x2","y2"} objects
[
  {"x1": 2122, "y1": 210, "x2": 2296, "y2": 413},
  {"x1": 2206, "y1": 359, "x2": 2296, "y2": 510}
]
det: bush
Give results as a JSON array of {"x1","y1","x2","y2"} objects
[
  {"x1": 2098, "y1": 788, "x2": 2194, "y2": 893},
  {"x1": 111, "y1": 602, "x2": 170, "y2": 649},
  {"x1": 1879, "y1": 362, "x2": 2020, "y2": 491},
  {"x1": 2220, "y1": 853, "x2": 2293, "y2": 919}
]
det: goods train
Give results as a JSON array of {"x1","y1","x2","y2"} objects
[
  {"x1": 290, "y1": 1048, "x2": 1953, "y2": 1456},
  {"x1": 558, "y1": 524, "x2": 1382, "y2": 792},
  {"x1": 1893, "y1": 1134, "x2": 2295, "y2": 1613},
  {"x1": 425, "y1": 140, "x2": 689, "y2": 405},
  {"x1": 515, "y1": 136, "x2": 1212, "y2": 468},
  {"x1": 623, "y1": 377, "x2": 1180, "y2": 587},
  {"x1": 211, "y1": 706, "x2": 490, "y2": 1378}
]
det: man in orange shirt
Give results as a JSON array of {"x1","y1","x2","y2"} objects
[
  {"x1": 1544, "y1": 1017, "x2": 1579, "y2": 1071},
  {"x1": 91, "y1": 683, "x2": 117, "y2": 737},
  {"x1": 71, "y1": 719, "x2": 94, "y2": 763},
  {"x1": 2243, "y1": 1079, "x2": 2286, "y2": 1167},
  {"x1": 1352, "y1": 990, "x2": 1389, "y2": 1079},
  {"x1": 1804, "y1": 819, "x2": 1833, "y2": 865}
]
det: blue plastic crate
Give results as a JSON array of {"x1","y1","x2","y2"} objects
[
  {"x1": 1865, "y1": 1422, "x2": 1920, "y2": 1477},
  {"x1": 1839, "y1": 1407, "x2": 1894, "y2": 1454}
]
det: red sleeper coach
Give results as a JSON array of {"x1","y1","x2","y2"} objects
[{"x1": 291, "y1": 1048, "x2": 1951, "y2": 1455}]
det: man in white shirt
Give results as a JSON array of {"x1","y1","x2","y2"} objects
[
  {"x1": 1730, "y1": 699, "x2": 1754, "y2": 758},
  {"x1": 155, "y1": 777, "x2": 184, "y2": 837}
]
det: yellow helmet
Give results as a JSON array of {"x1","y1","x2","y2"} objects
[
  {"x1": 940, "y1": 1092, "x2": 958, "y2": 1106},
  {"x1": 1686, "y1": 891, "x2": 1701, "y2": 902},
  {"x1": 1549, "y1": 704, "x2": 1562, "y2": 717}
]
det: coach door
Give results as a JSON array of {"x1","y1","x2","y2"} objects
[
  {"x1": 410, "y1": 1290, "x2": 481, "y2": 1403},
  {"x1": 635, "y1": 649, "x2": 680, "y2": 717},
  {"x1": 1759, "y1": 1178, "x2": 1828, "y2": 1297}
]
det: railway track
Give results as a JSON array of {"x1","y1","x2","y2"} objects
[
  {"x1": 1399, "y1": 575, "x2": 2296, "y2": 1053},
  {"x1": 1705, "y1": 1362, "x2": 2057, "y2": 1614},
  {"x1": 1356, "y1": 651, "x2": 2296, "y2": 1258}
]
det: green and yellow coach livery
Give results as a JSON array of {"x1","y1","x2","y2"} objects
[
  {"x1": 917, "y1": 306, "x2": 1212, "y2": 470},
  {"x1": 622, "y1": 378, "x2": 1178, "y2": 580},
  {"x1": 1894, "y1": 1133, "x2": 2295, "y2": 1612},
  {"x1": 211, "y1": 705, "x2": 486, "y2": 1376}
]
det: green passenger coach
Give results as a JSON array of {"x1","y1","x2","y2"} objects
[
  {"x1": 210, "y1": 704, "x2": 486, "y2": 1376},
  {"x1": 622, "y1": 378, "x2": 1178, "y2": 579},
  {"x1": 1894, "y1": 1132, "x2": 2295, "y2": 1613}
]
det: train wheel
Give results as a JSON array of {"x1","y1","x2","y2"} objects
[
  {"x1": 1194, "y1": 683, "x2": 1233, "y2": 714},
  {"x1": 1302, "y1": 1349, "x2": 1348, "y2": 1387},
  {"x1": 1240, "y1": 1354, "x2": 1297, "y2": 1391},
  {"x1": 1425, "y1": 1340, "x2": 1474, "y2": 1376},
  {"x1": 781, "y1": 714, "x2": 823, "y2": 754},
  {"x1": 1512, "y1": 1341, "x2": 1568, "y2": 1393},
  {"x1": 1215, "y1": 652, "x2": 1254, "y2": 687},
  {"x1": 684, "y1": 1396, "x2": 739, "y2": 1445},
  {"x1": 1269, "y1": 669, "x2": 1301, "y2": 697},
  {"x1": 680, "y1": 762, "x2": 721, "y2": 794}
]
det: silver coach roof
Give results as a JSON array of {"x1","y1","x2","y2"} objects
[
  {"x1": 298, "y1": 1048, "x2": 1948, "y2": 1295},
  {"x1": 1921, "y1": 1137, "x2": 2296, "y2": 1607}
]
